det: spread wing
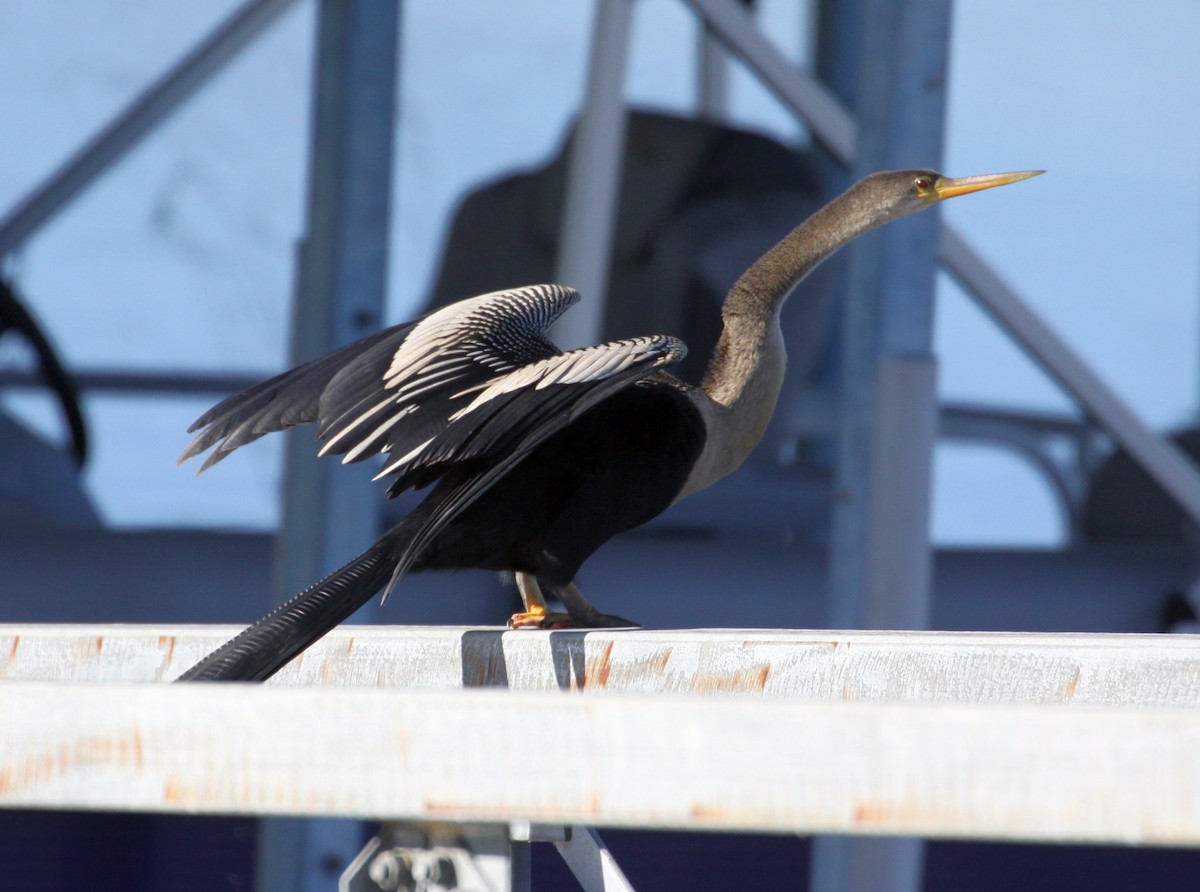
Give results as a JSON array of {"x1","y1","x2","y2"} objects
[
  {"x1": 178, "y1": 323, "x2": 415, "y2": 472},
  {"x1": 180, "y1": 284, "x2": 687, "y2": 497}
]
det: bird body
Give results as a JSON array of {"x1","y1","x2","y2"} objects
[
  {"x1": 414, "y1": 379, "x2": 705, "y2": 586},
  {"x1": 178, "y1": 168, "x2": 1041, "y2": 682}
]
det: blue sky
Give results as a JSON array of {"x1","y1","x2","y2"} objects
[{"x1": 1, "y1": 1, "x2": 1198, "y2": 545}]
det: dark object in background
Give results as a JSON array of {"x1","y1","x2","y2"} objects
[
  {"x1": 1083, "y1": 427, "x2": 1200, "y2": 542},
  {"x1": 0, "y1": 275, "x2": 100, "y2": 528},
  {"x1": 0, "y1": 276, "x2": 88, "y2": 468}
]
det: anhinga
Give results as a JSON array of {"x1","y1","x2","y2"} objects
[{"x1": 177, "y1": 168, "x2": 1040, "y2": 683}]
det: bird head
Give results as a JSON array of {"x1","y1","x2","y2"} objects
[{"x1": 859, "y1": 168, "x2": 1044, "y2": 224}]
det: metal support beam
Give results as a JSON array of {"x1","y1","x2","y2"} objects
[
  {"x1": 697, "y1": 26, "x2": 731, "y2": 121},
  {"x1": 269, "y1": 2, "x2": 401, "y2": 890},
  {"x1": 0, "y1": 0, "x2": 300, "y2": 258},
  {"x1": 817, "y1": 3, "x2": 953, "y2": 892},
  {"x1": 0, "y1": 368, "x2": 261, "y2": 395},
  {"x1": 825, "y1": 0, "x2": 951, "y2": 627},
  {"x1": 551, "y1": 0, "x2": 635, "y2": 349},
  {"x1": 554, "y1": 826, "x2": 637, "y2": 891},
  {"x1": 697, "y1": 2, "x2": 754, "y2": 121},
  {"x1": 684, "y1": 0, "x2": 856, "y2": 163}
]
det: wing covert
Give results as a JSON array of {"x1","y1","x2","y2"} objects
[
  {"x1": 180, "y1": 284, "x2": 582, "y2": 474},
  {"x1": 377, "y1": 334, "x2": 688, "y2": 493}
]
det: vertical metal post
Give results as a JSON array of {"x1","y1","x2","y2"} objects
[
  {"x1": 551, "y1": 0, "x2": 635, "y2": 350},
  {"x1": 697, "y1": 1, "x2": 756, "y2": 122},
  {"x1": 697, "y1": 24, "x2": 730, "y2": 121},
  {"x1": 261, "y1": 2, "x2": 400, "y2": 891},
  {"x1": 817, "y1": 2, "x2": 953, "y2": 892}
]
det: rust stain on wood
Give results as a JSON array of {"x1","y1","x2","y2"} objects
[
  {"x1": 0, "y1": 729, "x2": 147, "y2": 800},
  {"x1": 421, "y1": 799, "x2": 572, "y2": 820},
  {"x1": 75, "y1": 636, "x2": 105, "y2": 660},
  {"x1": 691, "y1": 661, "x2": 771, "y2": 695},
  {"x1": 854, "y1": 801, "x2": 891, "y2": 824},
  {"x1": 690, "y1": 802, "x2": 724, "y2": 820},
  {"x1": 162, "y1": 777, "x2": 187, "y2": 804},
  {"x1": 852, "y1": 798, "x2": 947, "y2": 829},
  {"x1": 688, "y1": 801, "x2": 784, "y2": 827},
  {"x1": 394, "y1": 727, "x2": 412, "y2": 765},
  {"x1": 1062, "y1": 668, "x2": 1082, "y2": 700},
  {"x1": 587, "y1": 644, "x2": 678, "y2": 690},
  {"x1": 590, "y1": 640, "x2": 615, "y2": 688}
]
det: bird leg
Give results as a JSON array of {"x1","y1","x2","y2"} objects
[
  {"x1": 508, "y1": 572, "x2": 577, "y2": 629},
  {"x1": 548, "y1": 581, "x2": 640, "y2": 629}
]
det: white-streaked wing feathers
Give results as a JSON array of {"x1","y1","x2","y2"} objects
[
  {"x1": 177, "y1": 323, "x2": 415, "y2": 472},
  {"x1": 179, "y1": 285, "x2": 688, "y2": 501},
  {"x1": 374, "y1": 333, "x2": 686, "y2": 487},
  {"x1": 313, "y1": 284, "x2": 578, "y2": 486}
]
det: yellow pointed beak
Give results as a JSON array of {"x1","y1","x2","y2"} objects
[{"x1": 935, "y1": 169, "x2": 1044, "y2": 200}]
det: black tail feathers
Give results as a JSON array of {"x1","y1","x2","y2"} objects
[{"x1": 175, "y1": 537, "x2": 401, "y2": 683}]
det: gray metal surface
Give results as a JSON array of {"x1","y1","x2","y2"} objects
[
  {"x1": 849, "y1": 354, "x2": 939, "y2": 628},
  {"x1": 696, "y1": 9, "x2": 733, "y2": 121},
  {"x1": 553, "y1": 826, "x2": 637, "y2": 892},
  {"x1": 279, "y1": 0, "x2": 400, "y2": 607},
  {"x1": 551, "y1": 0, "x2": 635, "y2": 350},
  {"x1": 685, "y1": 0, "x2": 856, "y2": 162},
  {"x1": 819, "y1": 3, "x2": 952, "y2": 886},
  {"x1": 266, "y1": 2, "x2": 401, "y2": 890}
]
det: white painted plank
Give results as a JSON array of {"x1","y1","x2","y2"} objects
[
  {"x1": 0, "y1": 681, "x2": 1198, "y2": 845},
  {"x1": 3, "y1": 625, "x2": 1200, "y2": 709}
]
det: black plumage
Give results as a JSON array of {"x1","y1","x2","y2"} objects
[{"x1": 177, "y1": 169, "x2": 1041, "y2": 682}]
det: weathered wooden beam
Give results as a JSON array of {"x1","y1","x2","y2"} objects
[
  {"x1": 0, "y1": 679, "x2": 1197, "y2": 845},
  {"x1": 2, "y1": 625, "x2": 1199, "y2": 709}
]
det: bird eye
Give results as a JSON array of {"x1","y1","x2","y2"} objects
[{"x1": 913, "y1": 176, "x2": 933, "y2": 192}]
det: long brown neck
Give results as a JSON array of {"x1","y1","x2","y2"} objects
[
  {"x1": 677, "y1": 182, "x2": 890, "y2": 501},
  {"x1": 701, "y1": 182, "x2": 884, "y2": 406}
]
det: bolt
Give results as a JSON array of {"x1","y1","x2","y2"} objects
[
  {"x1": 367, "y1": 849, "x2": 414, "y2": 891},
  {"x1": 410, "y1": 853, "x2": 438, "y2": 885}
]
